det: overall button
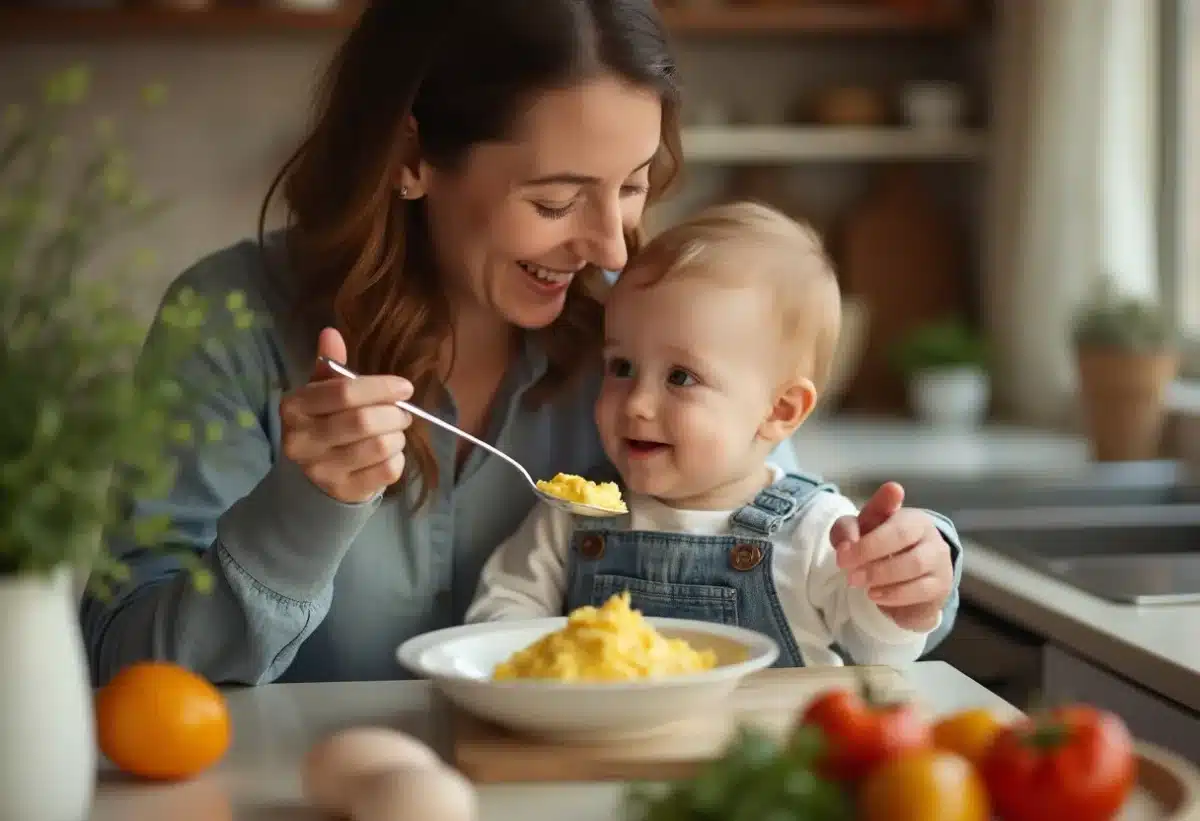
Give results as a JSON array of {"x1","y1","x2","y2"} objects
[
  {"x1": 730, "y1": 543, "x2": 764, "y2": 571},
  {"x1": 578, "y1": 534, "x2": 605, "y2": 559}
]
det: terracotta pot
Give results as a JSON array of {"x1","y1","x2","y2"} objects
[{"x1": 1075, "y1": 348, "x2": 1178, "y2": 462}]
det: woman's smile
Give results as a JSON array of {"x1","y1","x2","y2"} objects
[{"x1": 517, "y1": 260, "x2": 576, "y2": 295}]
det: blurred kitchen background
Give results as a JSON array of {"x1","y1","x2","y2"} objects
[
  {"x1": 2, "y1": 0, "x2": 1193, "y2": 440},
  {"x1": 6, "y1": 0, "x2": 1200, "y2": 764}
]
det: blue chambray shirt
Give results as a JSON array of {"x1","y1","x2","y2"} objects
[{"x1": 80, "y1": 241, "x2": 962, "y2": 685}]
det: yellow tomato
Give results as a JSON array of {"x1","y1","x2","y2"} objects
[
  {"x1": 932, "y1": 708, "x2": 1004, "y2": 766},
  {"x1": 859, "y1": 750, "x2": 990, "y2": 821}
]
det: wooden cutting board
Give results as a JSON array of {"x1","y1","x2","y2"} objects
[{"x1": 451, "y1": 665, "x2": 913, "y2": 784}]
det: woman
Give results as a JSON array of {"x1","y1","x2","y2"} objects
[{"x1": 81, "y1": 0, "x2": 962, "y2": 686}]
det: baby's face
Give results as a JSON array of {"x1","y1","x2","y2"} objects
[{"x1": 596, "y1": 267, "x2": 790, "y2": 509}]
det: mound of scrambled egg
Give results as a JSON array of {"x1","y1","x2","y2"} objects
[
  {"x1": 535, "y1": 473, "x2": 627, "y2": 513},
  {"x1": 492, "y1": 592, "x2": 718, "y2": 682}
]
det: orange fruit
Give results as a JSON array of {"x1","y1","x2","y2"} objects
[
  {"x1": 932, "y1": 708, "x2": 1004, "y2": 766},
  {"x1": 95, "y1": 661, "x2": 231, "y2": 780}
]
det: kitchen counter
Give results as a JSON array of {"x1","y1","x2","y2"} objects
[
  {"x1": 89, "y1": 662, "x2": 1014, "y2": 821},
  {"x1": 961, "y1": 544, "x2": 1200, "y2": 713},
  {"x1": 793, "y1": 415, "x2": 1092, "y2": 479},
  {"x1": 793, "y1": 417, "x2": 1200, "y2": 715}
]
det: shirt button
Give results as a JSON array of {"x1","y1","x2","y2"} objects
[
  {"x1": 730, "y1": 543, "x2": 764, "y2": 572},
  {"x1": 578, "y1": 534, "x2": 605, "y2": 559}
]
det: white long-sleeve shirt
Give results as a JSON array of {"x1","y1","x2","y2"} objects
[{"x1": 466, "y1": 465, "x2": 938, "y2": 666}]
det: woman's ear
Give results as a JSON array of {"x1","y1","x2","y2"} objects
[
  {"x1": 396, "y1": 165, "x2": 430, "y2": 199},
  {"x1": 395, "y1": 115, "x2": 431, "y2": 199},
  {"x1": 759, "y1": 377, "x2": 817, "y2": 443}
]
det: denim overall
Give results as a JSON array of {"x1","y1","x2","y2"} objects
[{"x1": 564, "y1": 472, "x2": 839, "y2": 668}]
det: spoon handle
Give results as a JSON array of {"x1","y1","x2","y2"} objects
[{"x1": 316, "y1": 357, "x2": 536, "y2": 486}]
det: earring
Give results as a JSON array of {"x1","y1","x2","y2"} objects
[{"x1": 399, "y1": 185, "x2": 409, "y2": 198}]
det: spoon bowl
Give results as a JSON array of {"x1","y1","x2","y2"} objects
[
  {"x1": 317, "y1": 357, "x2": 627, "y2": 518},
  {"x1": 538, "y1": 494, "x2": 626, "y2": 518}
]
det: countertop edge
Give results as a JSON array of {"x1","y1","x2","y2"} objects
[
  {"x1": 795, "y1": 421, "x2": 1199, "y2": 713},
  {"x1": 960, "y1": 542, "x2": 1200, "y2": 714}
]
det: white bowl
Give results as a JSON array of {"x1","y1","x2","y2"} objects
[
  {"x1": 901, "y1": 82, "x2": 966, "y2": 132},
  {"x1": 396, "y1": 618, "x2": 780, "y2": 742}
]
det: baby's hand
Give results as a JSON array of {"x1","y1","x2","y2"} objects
[{"x1": 830, "y1": 482, "x2": 953, "y2": 632}]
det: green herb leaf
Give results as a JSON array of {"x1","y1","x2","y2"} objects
[
  {"x1": 891, "y1": 316, "x2": 989, "y2": 379},
  {"x1": 1071, "y1": 274, "x2": 1174, "y2": 353},
  {"x1": 0, "y1": 67, "x2": 258, "y2": 592},
  {"x1": 624, "y1": 724, "x2": 853, "y2": 821}
]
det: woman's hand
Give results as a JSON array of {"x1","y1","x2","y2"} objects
[
  {"x1": 830, "y1": 482, "x2": 954, "y2": 631},
  {"x1": 280, "y1": 328, "x2": 414, "y2": 504}
]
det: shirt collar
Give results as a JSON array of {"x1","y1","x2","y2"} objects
[{"x1": 513, "y1": 331, "x2": 550, "y2": 390}]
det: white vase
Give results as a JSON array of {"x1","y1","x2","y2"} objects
[
  {"x1": 0, "y1": 568, "x2": 96, "y2": 821},
  {"x1": 910, "y1": 366, "x2": 991, "y2": 430}
]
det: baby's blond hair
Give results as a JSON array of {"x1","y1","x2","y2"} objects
[{"x1": 620, "y1": 201, "x2": 842, "y2": 392}]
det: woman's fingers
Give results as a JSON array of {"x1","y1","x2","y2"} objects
[
  {"x1": 283, "y1": 404, "x2": 412, "y2": 462},
  {"x1": 317, "y1": 404, "x2": 413, "y2": 447},
  {"x1": 305, "y1": 431, "x2": 408, "y2": 484},
  {"x1": 279, "y1": 361, "x2": 416, "y2": 504},
  {"x1": 311, "y1": 327, "x2": 349, "y2": 382},
  {"x1": 344, "y1": 451, "x2": 409, "y2": 497},
  {"x1": 303, "y1": 432, "x2": 408, "y2": 502},
  {"x1": 284, "y1": 374, "x2": 413, "y2": 418}
]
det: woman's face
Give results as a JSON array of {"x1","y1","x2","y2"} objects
[{"x1": 421, "y1": 73, "x2": 664, "y2": 330}]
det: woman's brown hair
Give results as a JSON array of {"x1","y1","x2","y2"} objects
[{"x1": 259, "y1": 0, "x2": 682, "y2": 508}]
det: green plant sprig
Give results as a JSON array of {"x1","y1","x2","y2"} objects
[
  {"x1": 623, "y1": 725, "x2": 852, "y2": 821},
  {"x1": 1071, "y1": 274, "x2": 1174, "y2": 354},
  {"x1": 0, "y1": 66, "x2": 255, "y2": 589},
  {"x1": 891, "y1": 316, "x2": 989, "y2": 380}
]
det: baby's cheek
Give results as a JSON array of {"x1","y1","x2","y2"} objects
[{"x1": 679, "y1": 412, "x2": 736, "y2": 470}]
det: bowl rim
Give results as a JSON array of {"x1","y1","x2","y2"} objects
[{"x1": 396, "y1": 616, "x2": 780, "y2": 692}]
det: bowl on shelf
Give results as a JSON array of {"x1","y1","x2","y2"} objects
[
  {"x1": 901, "y1": 81, "x2": 967, "y2": 132},
  {"x1": 396, "y1": 618, "x2": 779, "y2": 743}
]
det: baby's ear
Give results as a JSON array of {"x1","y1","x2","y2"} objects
[{"x1": 759, "y1": 377, "x2": 817, "y2": 443}]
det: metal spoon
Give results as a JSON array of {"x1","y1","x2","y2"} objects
[{"x1": 317, "y1": 357, "x2": 624, "y2": 518}]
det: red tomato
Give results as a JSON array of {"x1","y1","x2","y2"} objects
[
  {"x1": 979, "y1": 705, "x2": 1136, "y2": 821},
  {"x1": 796, "y1": 687, "x2": 931, "y2": 782}
]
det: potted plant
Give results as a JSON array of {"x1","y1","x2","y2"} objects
[
  {"x1": 893, "y1": 317, "x2": 990, "y2": 429},
  {"x1": 1072, "y1": 276, "x2": 1177, "y2": 462},
  {"x1": 1, "y1": 67, "x2": 251, "y2": 820}
]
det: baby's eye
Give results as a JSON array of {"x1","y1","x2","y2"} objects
[
  {"x1": 667, "y1": 368, "x2": 696, "y2": 387},
  {"x1": 607, "y1": 357, "x2": 635, "y2": 379}
]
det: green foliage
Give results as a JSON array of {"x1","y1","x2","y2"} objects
[
  {"x1": 0, "y1": 67, "x2": 254, "y2": 587},
  {"x1": 1072, "y1": 274, "x2": 1174, "y2": 353},
  {"x1": 623, "y1": 725, "x2": 852, "y2": 821},
  {"x1": 892, "y1": 317, "x2": 989, "y2": 380}
]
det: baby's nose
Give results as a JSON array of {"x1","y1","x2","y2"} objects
[{"x1": 624, "y1": 383, "x2": 656, "y2": 419}]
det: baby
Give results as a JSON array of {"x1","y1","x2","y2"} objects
[{"x1": 466, "y1": 201, "x2": 940, "y2": 667}]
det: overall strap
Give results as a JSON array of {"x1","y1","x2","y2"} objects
[{"x1": 730, "y1": 471, "x2": 839, "y2": 537}]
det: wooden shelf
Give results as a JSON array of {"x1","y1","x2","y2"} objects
[
  {"x1": 663, "y1": 4, "x2": 974, "y2": 35},
  {"x1": 0, "y1": 6, "x2": 363, "y2": 38},
  {"x1": 0, "y1": 4, "x2": 975, "y2": 40},
  {"x1": 681, "y1": 126, "x2": 987, "y2": 163}
]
